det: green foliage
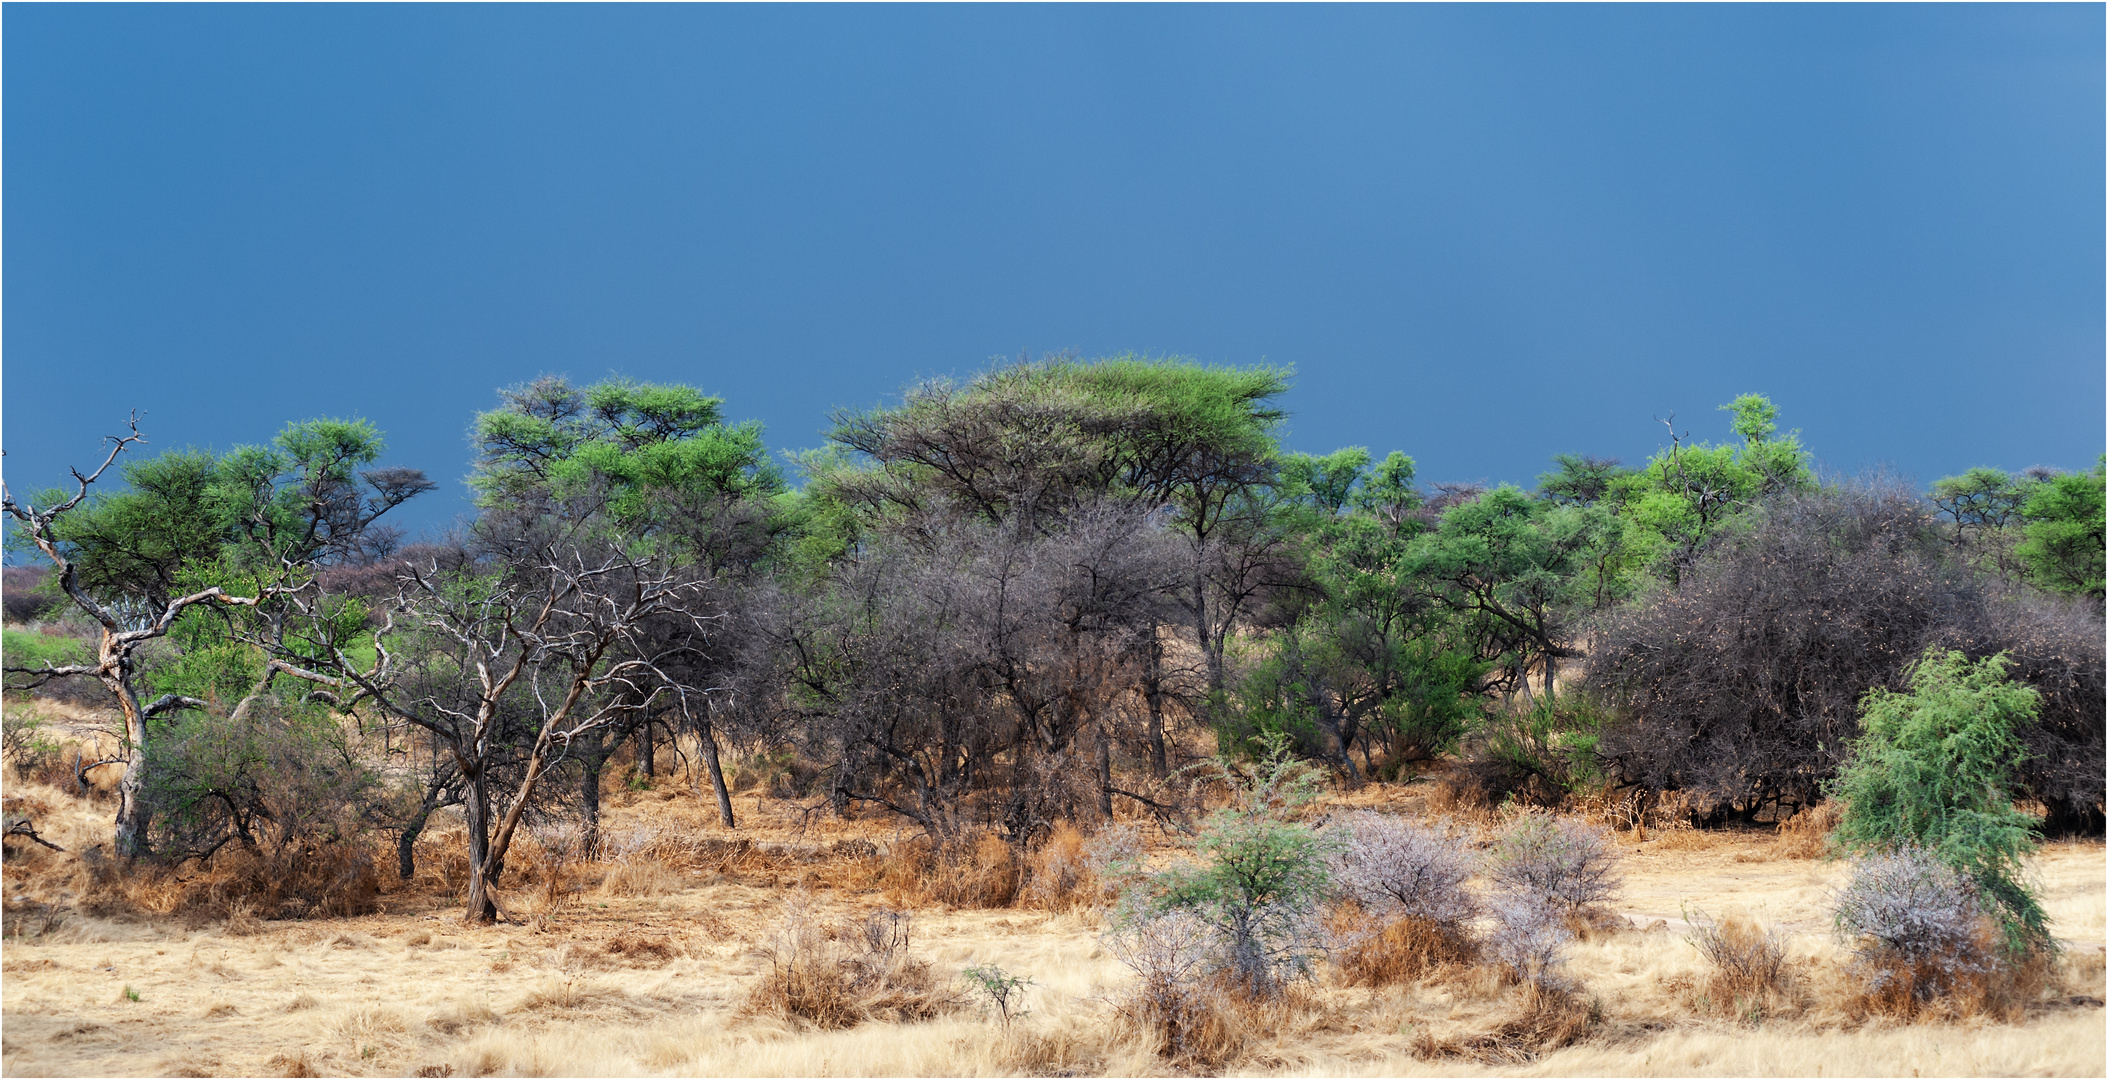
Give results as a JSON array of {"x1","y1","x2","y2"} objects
[
  {"x1": 18, "y1": 448, "x2": 222, "y2": 607},
  {"x1": 817, "y1": 354, "x2": 1292, "y2": 536},
  {"x1": 144, "y1": 694, "x2": 394, "y2": 860},
  {"x1": 2015, "y1": 461, "x2": 2105, "y2": 600},
  {"x1": 960, "y1": 963, "x2": 1034, "y2": 1025},
  {"x1": 145, "y1": 639, "x2": 264, "y2": 715},
  {"x1": 1400, "y1": 485, "x2": 1625, "y2": 688},
  {"x1": 1829, "y1": 649, "x2": 2050, "y2": 955},
  {"x1": 19, "y1": 420, "x2": 426, "y2": 609},
  {"x1": 1929, "y1": 467, "x2": 2038, "y2": 535},
  {"x1": 1134, "y1": 733, "x2": 1339, "y2": 997},
  {"x1": 1720, "y1": 393, "x2": 1781, "y2": 445},
  {"x1": 1536, "y1": 453, "x2": 1631, "y2": 509},
  {"x1": 1480, "y1": 695, "x2": 1612, "y2": 794},
  {"x1": 472, "y1": 375, "x2": 786, "y2": 564},
  {"x1": 1, "y1": 626, "x2": 90, "y2": 680},
  {"x1": 1610, "y1": 394, "x2": 1813, "y2": 582}
]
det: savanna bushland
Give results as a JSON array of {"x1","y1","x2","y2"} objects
[{"x1": 3, "y1": 357, "x2": 2102, "y2": 1077}]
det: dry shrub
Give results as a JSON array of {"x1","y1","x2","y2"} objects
[
  {"x1": 1332, "y1": 908, "x2": 1479, "y2": 987},
  {"x1": 743, "y1": 902, "x2": 955, "y2": 1029},
  {"x1": 1834, "y1": 847, "x2": 1990, "y2": 1012},
  {"x1": 1776, "y1": 800, "x2": 1841, "y2": 859},
  {"x1": 1104, "y1": 911, "x2": 1246, "y2": 1068},
  {"x1": 1485, "y1": 893, "x2": 1573, "y2": 991},
  {"x1": 1426, "y1": 768, "x2": 1490, "y2": 818},
  {"x1": 269, "y1": 1050, "x2": 320, "y2": 1077},
  {"x1": 1686, "y1": 908, "x2": 1791, "y2": 1019},
  {"x1": 78, "y1": 842, "x2": 382, "y2": 922},
  {"x1": 603, "y1": 934, "x2": 679, "y2": 966},
  {"x1": 882, "y1": 831, "x2": 1020, "y2": 909},
  {"x1": 1488, "y1": 812, "x2": 1621, "y2": 915},
  {"x1": 1332, "y1": 812, "x2": 1478, "y2": 923},
  {"x1": 1021, "y1": 822, "x2": 1093, "y2": 911},
  {"x1": 599, "y1": 857, "x2": 681, "y2": 898},
  {"x1": 411, "y1": 829, "x2": 472, "y2": 895},
  {"x1": 1411, "y1": 982, "x2": 1596, "y2": 1064}
]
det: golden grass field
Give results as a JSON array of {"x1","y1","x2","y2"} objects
[{"x1": 2, "y1": 725, "x2": 2103, "y2": 1078}]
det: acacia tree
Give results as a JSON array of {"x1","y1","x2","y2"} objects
[
  {"x1": 3, "y1": 418, "x2": 430, "y2": 858},
  {"x1": 4, "y1": 423, "x2": 265, "y2": 856},
  {"x1": 810, "y1": 355, "x2": 1289, "y2": 799},
  {"x1": 470, "y1": 376, "x2": 783, "y2": 828}
]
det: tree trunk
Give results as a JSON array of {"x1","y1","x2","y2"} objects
[
  {"x1": 1095, "y1": 724, "x2": 1115, "y2": 820},
  {"x1": 580, "y1": 728, "x2": 606, "y2": 861},
  {"x1": 109, "y1": 667, "x2": 150, "y2": 859},
  {"x1": 461, "y1": 767, "x2": 499, "y2": 924},
  {"x1": 1143, "y1": 624, "x2": 1169, "y2": 778},
  {"x1": 637, "y1": 712, "x2": 656, "y2": 778},
  {"x1": 397, "y1": 806, "x2": 432, "y2": 881},
  {"x1": 698, "y1": 721, "x2": 736, "y2": 828}
]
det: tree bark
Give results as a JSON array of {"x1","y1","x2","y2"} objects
[
  {"x1": 1095, "y1": 724, "x2": 1115, "y2": 819},
  {"x1": 580, "y1": 728, "x2": 606, "y2": 861},
  {"x1": 637, "y1": 712, "x2": 655, "y2": 778},
  {"x1": 698, "y1": 720, "x2": 736, "y2": 828},
  {"x1": 111, "y1": 690, "x2": 151, "y2": 858},
  {"x1": 1143, "y1": 623, "x2": 1169, "y2": 778},
  {"x1": 461, "y1": 765, "x2": 500, "y2": 924},
  {"x1": 397, "y1": 806, "x2": 432, "y2": 881}
]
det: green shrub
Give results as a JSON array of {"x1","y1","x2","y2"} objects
[
  {"x1": 1127, "y1": 733, "x2": 1339, "y2": 999},
  {"x1": 1829, "y1": 648, "x2": 2050, "y2": 955}
]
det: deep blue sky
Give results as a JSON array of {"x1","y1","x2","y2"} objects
[{"x1": 5, "y1": 4, "x2": 2102, "y2": 536}]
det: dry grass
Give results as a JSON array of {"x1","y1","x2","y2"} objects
[
  {"x1": 743, "y1": 902, "x2": 958, "y2": 1029},
  {"x1": 880, "y1": 831, "x2": 1021, "y2": 910},
  {"x1": 5, "y1": 715, "x2": 2104, "y2": 1076},
  {"x1": 1775, "y1": 800, "x2": 1842, "y2": 859},
  {"x1": 1332, "y1": 908, "x2": 1481, "y2": 987}
]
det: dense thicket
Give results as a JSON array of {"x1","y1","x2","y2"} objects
[
  {"x1": 1590, "y1": 481, "x2": 2104, "y2": 830},
  {"x1": 4, "y1": 358, "x2": 2102, "y2": 924}
]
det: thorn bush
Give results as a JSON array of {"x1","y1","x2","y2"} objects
[
  {"x1": 1833, "y1": 844, "x2": 1996, "y2": 1011},
  {"x1": 1486, "y1": 812, "x2": 1622, "y2": 915}
]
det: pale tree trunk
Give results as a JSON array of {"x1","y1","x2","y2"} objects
[
  {"x1": 109, "y1": 670, "x2": 151, "y2": 859},
  {"x1": 1143, "y1": 623, "x2": 1169, "y2": 779}
]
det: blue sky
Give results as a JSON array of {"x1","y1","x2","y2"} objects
[{"x1": 5, "y1": 4, "x2": 2101, "y2": 536}]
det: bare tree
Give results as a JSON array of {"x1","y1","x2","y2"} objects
[{"x1": 292, "y1": 528, "x2": 718, "y2": 923}]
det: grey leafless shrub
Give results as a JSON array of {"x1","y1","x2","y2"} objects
[
  {"x1": 1330, "y1": 811, "x2": 1478, "y2": 926},
  {"x1": 1104, "y1": 910, "x2": 1239, "y2": 1064},
  {"x1": 1485, "y1": 893, "x2": 1573, "y2": 991},
  {"x1": 1833, "y1": 845, "x2": 1995, "y2": 1008},
  {"x1": 1084, "y1": 823, "x2": 1147, "y2": 889},
  {"x1": 1592, "y1": 479, "x2": 2104, "y2": 831},
  {"x1": 1487, "y1": 813, "x2": 1621, "y2": 914},
  {"x1": 1327, "y1": 811, "x2": 1483, "y2": 984}
]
